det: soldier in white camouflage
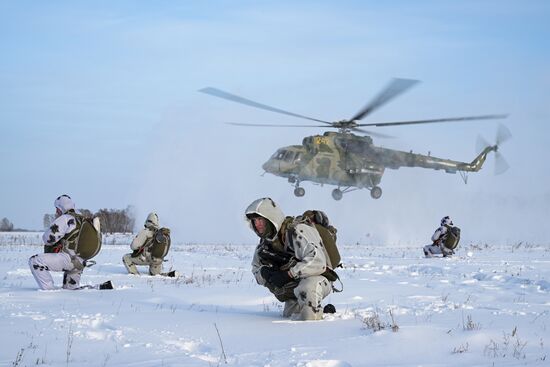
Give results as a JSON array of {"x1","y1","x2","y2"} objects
[
  {"x1": 122, "y1": 213, "x2": 175, "y2": 277},
  {"x1": 424, "y1": 216, "x2": 457, "y2": 257},
  {"x1": 246, "y1": 198, "x2": 334, "y2": 321},
  {"x1": 28, "y1": 195, "x2": 112, "y2": 290}
]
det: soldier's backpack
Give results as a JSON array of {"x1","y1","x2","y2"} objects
[
  {"x1": 293, "y1": 210, "x2": 343, "y2": 290},
  {"x1": 443, "y1": 225, "x2": 461, "y2": 250},
  {"x1": 150, "y1": 227, "x2": 171, "y2": 259},
  {"x1": 301, "y1": 210, "x2": 341, "y2": 269},
  {"x1": 65, "y1": 214, "x2": 102, "y2": 261}
]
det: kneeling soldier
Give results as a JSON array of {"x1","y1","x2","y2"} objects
[
  {"x1": 246, "y1": 198, "x2": 337, "y2": 321},
  {"x1": 29, "y1": 195, "x2": 112, "y2": 290},
  {"x1": 122, "y1": 212, "x2": 176, "y2": 277}
]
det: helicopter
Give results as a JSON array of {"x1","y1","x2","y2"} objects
[{"x1": 199, "y1": 79, "x2": 510, "y2": 200}]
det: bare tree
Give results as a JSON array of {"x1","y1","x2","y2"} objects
[
  {"x1": 95, "y1": 207, "x2": 135, "y2": 233},
  {"x1": 0, "y1": 217, "x2": 14, "y2": 232},
  {"x1": 79, "y1": 209, "x2": 93, "y2": 218},
  {"x1": 43, "y1": 214, "x2": 55, "y2": 229},
  {"x1": 42, "y1": 207, "x2": 135, "y2": 233}
]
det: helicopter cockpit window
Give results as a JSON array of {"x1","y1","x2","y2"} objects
[
  {"x1": 283, "y1": 151, "x2": 295, "y2": 162},
  {"x1": 272, "y1": 150, "x2": 286, "y2": 160},
  {"x1": 293, "y1": 152, "x2": 302, "y2": 162}
]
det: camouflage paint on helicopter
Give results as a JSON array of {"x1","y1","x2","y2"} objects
[
  {"x1": 200, "y1": 78, "x2": 509, "y2": 200},
  {"x1": 262, "y1": 131, "x2": 504, "y2": 200}
]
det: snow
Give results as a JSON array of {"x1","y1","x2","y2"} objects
[{"x1": 1, "y1": 232, "x2": 548, "y2": 366}]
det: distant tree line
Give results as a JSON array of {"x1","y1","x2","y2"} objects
[
  {"x1": 43, "y1": 206, "x2": 136, "y2": 233},
  {"x1": 94, "y1": 207, "x2": 136, "y2": 233},
  {"x1": 0, "y1": 217, "x2": 33, "y2": 232}
]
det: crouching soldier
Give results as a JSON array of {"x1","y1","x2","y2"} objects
[
  {"x1": 122, "y1": 213, "x2": 176, "y2": 277},
  {"x1": 423, "y1": 216, "x2": 461, "y2": 258},
  {"x1": 246, "y1": 198, "x2": 339, "y2": 321},
  {"x1": 29, "y1": 195, "x2": 112, "y2": 290}
]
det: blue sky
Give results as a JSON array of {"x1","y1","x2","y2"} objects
[{"x1": 1, "y1": 1, "x2": 549, "y2": 244}]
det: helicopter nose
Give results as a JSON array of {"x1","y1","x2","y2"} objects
[{"x1": 262, "y1": 159, "x2": 276, "y2": 173}]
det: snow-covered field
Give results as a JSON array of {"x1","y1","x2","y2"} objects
[{"x1": 1, "y1": 232, "x2": 548, "y2": 366}]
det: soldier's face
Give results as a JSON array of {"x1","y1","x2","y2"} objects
[
  {"x1": 55, "y1": 208, "x2": 62, "y2": 218},
  {"x1": 252, "y1": 216, "x2": 268, "y2": 236}
]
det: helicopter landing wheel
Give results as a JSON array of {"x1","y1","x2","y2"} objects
[
  {"x1": 332, "y1": 188, "x2": 343, "y2": 201},
  {"x1": 294, "y1": 187, "x2": 305, "y2": 197},
  {"x1": 370, "y1": 186, "x2": 382, "y2": 199}
]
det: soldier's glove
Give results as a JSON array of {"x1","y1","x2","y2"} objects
[
  {"x1": 260, "y1": 266, "x2": 275, "y2": 281},
  {"x1": 268, "y1": 270, "x2": 293, "y2": 288},
  {"x1": 44, "y1": 243, "x2": 62, "y2": 254}
]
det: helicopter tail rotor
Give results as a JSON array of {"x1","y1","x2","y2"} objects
[
  {"x1": 494, "y1": 150, "x2": 509, "y2": 175},
  {"x1": 476, "y1": 124, "x2": 512, "y2": 175},
  {"x1": 475, "y1": 135, "x2": 491, "y2": 155},
  {"x1": 496, "y1": 123, "x2": 512, "y2": 146}
]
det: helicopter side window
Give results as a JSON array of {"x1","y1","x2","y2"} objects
[
  {"x1": 293, "y1": 152, "x2": 302, "y2": 162},
  {"x1": 283, "y1": 151, "x2": 295, "y2": 162}
]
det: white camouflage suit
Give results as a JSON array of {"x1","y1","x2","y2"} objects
[
  {"x1": 29, "y1": 195, "x2": 85, "y2": 290},
  {"x1": 122, "y1": 213, "x2": 163, "y2": 276},
  {"x1": 247, "y1": 198, "x2": 332, "y2": 321},
  {"x1": 423, "y1": 216, "x2": 454, "y2": 257}
]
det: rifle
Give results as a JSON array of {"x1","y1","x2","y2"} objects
[{"x1": 257, "y1": 242, "x2": 293, "y2": 268}]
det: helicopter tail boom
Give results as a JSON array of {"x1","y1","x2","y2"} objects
[
  {"x1": 458, "y1": 146, "x2": 497, "y2": 172},
  {"x1": 375, "y1": 144, "x2": 498, "y2": 175}
]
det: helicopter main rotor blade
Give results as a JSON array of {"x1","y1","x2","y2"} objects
[
  {"x1": 226, "y1": 122, "x2": 333, "y2": 128},
  {"x1": 349, "y1": 78, "x2": 420, "y2": 122},
  {"x1": 226, "y1": 122, "x2": 395, "y2": 138},
  {"x1": 199, "y1": 87, "x2": 332, "y2": 125},
  {"x1": 355, "y1": 114, "x2": 508, "y2": 127},
  {"x1": 351, "y1": 127, "x2": 395, "y2": 138}
]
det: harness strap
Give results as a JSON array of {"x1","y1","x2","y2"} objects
[
  {"x1": 64, "y1": 212, "x2": 83, "y2": 251},
  {"x1": 332, "y1": 277, "x2": 344, "y2": 293}
]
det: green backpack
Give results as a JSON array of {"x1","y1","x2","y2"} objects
[
  {"x1": 443, "y1": 225, "x2": 461, "y2": 250},
  {"x1": 66, "y1": 214, "x2": 102, "y2": 260},
  {"x1": 291, "y1": 210, "x2": 342, "y2": 288},
  {"x1": 150, "y1": 227, "x2": 171, "y2": 259},
  {"x1": 301, "y1": 210, "x2": 341, "y2": 269}
]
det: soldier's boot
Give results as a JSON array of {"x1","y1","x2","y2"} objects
[
  {"x1": 98, "y1": 280, "x2": 114, "y2": 290},
  {"x1": 161, "y1": 270, "x2": 178, "y2": 278},
  {"x1": 323, "y1": 304, "x2": 336, "y2": 314},
  {"x1": 122, "y1": 254, "x2": 140, "y2": 275}
]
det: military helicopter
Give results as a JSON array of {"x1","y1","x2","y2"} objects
[{"x1": 199, "y1": 79, "x2": 509, "y2": 200}]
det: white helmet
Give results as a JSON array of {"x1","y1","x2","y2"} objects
[
  {"x1": 145, "y1": 212, "x2": 159, "y2": 229},
  {"x1": 54, "y1": 194, "x2": 75, "y2": 214},
  {"x1": 245, "y1": 198, "x2": 285, "y2": 241},
  {"x1": 441, "y1": 216, "x2": 453, "y2": 226}
]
